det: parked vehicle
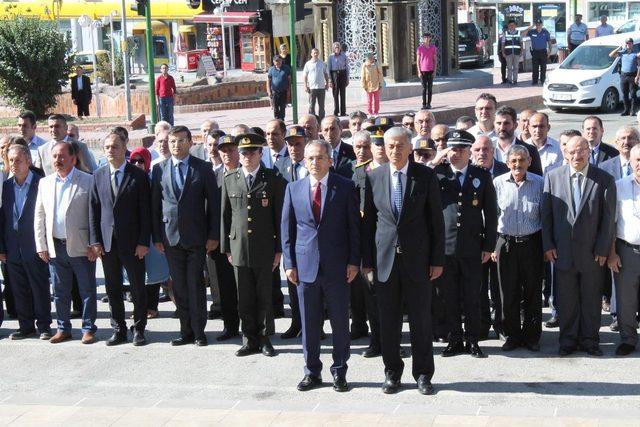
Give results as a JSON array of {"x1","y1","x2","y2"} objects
[
  {"x1": 542, "y1": 32, "x2": 640, "y2": 112},
  {"x1": 458, "y1": 22, "x2": 490, "y2": 66},
  {"x1": 615, "y1": 19, "x2": 640, "y2": 34}
]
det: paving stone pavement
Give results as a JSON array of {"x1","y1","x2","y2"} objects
[{"x1": 0, "y1": 261, "x2": 639, "y2": 425}]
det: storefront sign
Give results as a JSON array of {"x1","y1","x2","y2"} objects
[{"x1": 210, "y1": 0, "x2": 264, "y2": 12}]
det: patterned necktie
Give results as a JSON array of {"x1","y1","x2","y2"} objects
[
  {"x1": 312, "y1": 182, "x2": 322, "y2": 223},
  {"x1": 393, "y1": 171, "x2": 403, "y2": 218},
  {"x1": 625, "y1": 162, "x2": 632, "y2": 177},
  {"x1": 573, "y1": 172, "x2": 583, "y2": 213},
  {"x1": 111, "y1": 170, "x2": 119, "y2": 198}
]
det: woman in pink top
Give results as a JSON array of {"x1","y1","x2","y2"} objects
[{"x1": 416, "y1": 33, "x2": 438, "y2": 109}]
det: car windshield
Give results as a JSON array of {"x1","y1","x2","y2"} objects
[
  {"x1": 559, "y1": 45, "x2": 616, "y2": 70},
  {"x1": 616, "y1": 21, "x2": 636, "y2": 34},
  {"x1": 75, "y1": 54, "x2": 93, "y2": 65},
  {"x1": 459, "y1": 24, "x2": 477, "y2": 42}
]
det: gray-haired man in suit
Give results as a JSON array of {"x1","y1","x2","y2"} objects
[{"x1": 541, "y1": 136, "x2": 616, "y2": 356}]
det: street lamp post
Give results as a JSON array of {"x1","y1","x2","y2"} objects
[
  {"x1": 78, "y1": 14, "x2": 102, "y2": 118},
  {"x1": 120, "y1": 0, "x2": 132, "y2": 121},
  {"x1": 214, "y1": 1, "x2": 230, "y2": 76},
  {"x1": 103, "y1": 11, "x2": 118, "y2": 86}
]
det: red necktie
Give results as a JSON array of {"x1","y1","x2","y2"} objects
[{"x1": 312, "y1": 182, "x2": 322, "y2": 224}]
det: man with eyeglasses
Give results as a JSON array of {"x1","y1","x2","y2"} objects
[
  {"x1": 344, "y1": 111, "x2": 368, "y2": 145},
  {"x1": 402, "y1": 113, "x2": 416, "y2": 136},
  {"x1": 412, "y1": 110, "x2": 436, "y2": 146},
  {"x1": 468, "y1": 93, "x2": 498, "y2": 144}
]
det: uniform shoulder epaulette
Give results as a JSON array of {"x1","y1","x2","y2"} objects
[
  {"x1": 355, "y1": 159, "x2": 373, "y2": 168},
  {"x1": 224, "y1": 168, "x2": 238, "y2": 177}
]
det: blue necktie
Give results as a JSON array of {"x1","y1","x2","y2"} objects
[
  {"x1": 590, "y1": 150, "x2": 597, "y2": 165},
  {"x1": 573, "y1": 172, "x2": 583, "y2": 214},
  {"x1": 174, "y1": 163, "x2": 185, "y2": 198},
  {"x1": 393, "y1": 171, "x2": 403, "y2": 219},
  {"x1": 625, "y1": 162, "x2": 632, "y2": 177}
]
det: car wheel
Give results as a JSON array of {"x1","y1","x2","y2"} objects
[
  {"x1": 549, "y1": 106, "x2": 562, "y2": 112},
  {"x1": 600, "y1": 87, "x2": 619, "y2": 113}
]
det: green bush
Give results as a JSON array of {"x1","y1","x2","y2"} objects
[
  {"x1": 97, "y1": 53, "x2": 125, "y2": 86},
  {"x1": 0, "y1": 15, "x2": 73, "y2": 117}
]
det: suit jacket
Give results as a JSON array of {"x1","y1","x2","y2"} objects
[
  {"x1": 333, "y1": 141, "x2": 356, "y2": 179},
  {"x1": 71, "y1": 75, "x2": 92, "y2": 103},
  {"x1": 34, "y1": 168, "x2": 93, "y2": 258},
  {"x1": 262, "y1": 146, "x2": 289, "y2": 169},
  {"x1": 593, "y1": 142, "x2": 619, "y2": 165},
  {"x1": 0, "y1": 173, "x2": 43, "y2": 262},
  {"x1": 541, "y1": 164, "x2": 616, "y2": 272},
  {"x1": 435, "y1": 163, "x2": 498, "y2": 257},
  {"x1": 599, "y1": 155, "x2": 623, "y2": 181},
  {"x1": 362, "y1": 161, "x2": 445, "y2": 283},
  {"x1": 89, "y1": 163, "x2": 151, "y2": 254},
  {"x1": 189, "y1": 143, "x2": 208, "y2": 161},
  {"x1": 491, "y1": 160, "x2": 510, "y2": 178},
  {"x1": 514, "y1": 138, "x2": 543, "y2": 177},
  {"x1": 151, "y1": 156, "x2": 220, "y2": 248},
  {"x1": 36, "y1": 140, "x2": 98, "y2": 175},
  {"x1": 281, "y1": 173, "x2": 360, "y2": 283},
  {"x1": 220, "y1": 165, "x2": 286, "y2": 268}
]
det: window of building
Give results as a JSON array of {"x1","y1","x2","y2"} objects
[
  {"x1": 588, "y1": 2, "x2": 626, "y2": 22},
  {"x1": 629, "y1": 2, "x2": 640, "y2": 19}
]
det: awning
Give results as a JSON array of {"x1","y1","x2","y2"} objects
[
  {"x1": 132, "y1": 20, "x2": 168, "y2": 32},
  {"x1": 193, "y1": 12, "x2": 259, "y2": 25},
  {"x1": 179, "y1": 25, "x2": 196, "y2": 33}
]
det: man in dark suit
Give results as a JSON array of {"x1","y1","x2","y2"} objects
[
  {"x1": 71, "y1": 66, "x2": 92, "y2": 118},
  {"x1": 0, "y1": 145, "x2": 51, "y2": 340},
  {"x1": 89, "y1": 132, "x2": 151, "y2": 346},
  {"x1": 221, "y1": 134, "x2": 286, "y2": 357},
  {"x1": 493, "y1": 106, "x2": 543, "y2": 176},
  {"x1": 542, "y1": 135, "x2": 616, "y2": 356},
  {"x1": 151, "y1": 126, "x2": 220, "y2": 347},
  {"x1": 436, "y1": 131, "x2": 497, "y2": 358},
  {"x1": 583, "y1": 116, "x2": 619, "y2": 166},
  {"x1": 282, "y1": 139, "x2": 360, "y2": 392},
  {"x1": 275, "y1": 125, "x2": 308, "y2": 339},
  {"x1": 321, "y1": 116, "x2": 356, "y2": 179},
  {"x1": 208, "y1": 134, "x2": 240, "y2": 341},
  {"x1": 362, "y1": 126, "x2": 445, "y2": 395},
  {"x1": 471, "y1": 135, "x2": 508, "y2": 340}
]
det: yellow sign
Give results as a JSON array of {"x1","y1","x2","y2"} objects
[{"x1": 0, "y1": 0, "x2": 201, "y2": 20}]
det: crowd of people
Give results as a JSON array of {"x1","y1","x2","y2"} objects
[{"x1": 0, "y1": 93, "x2": 639, "y2": 396}]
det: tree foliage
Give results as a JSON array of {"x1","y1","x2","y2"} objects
[{"x1": 0, "y1": 15, "x2": 73, "y2": 117}]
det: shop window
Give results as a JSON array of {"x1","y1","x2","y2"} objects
[
  {"x1": 588, "y1": 2, "x2": 626, "y2": 22},
  {"x1": 533, "y1": 3, "x2": 566, "y2": 45},
  {"x1": 153, "y1": 36, "x2": 168, "y2": 58},
  {"x1": 628, "y1": 3, "x2": 640, "y2": 19},
  {"x1": 498, "y1": 4, "x2": 531, "y2": 30}
]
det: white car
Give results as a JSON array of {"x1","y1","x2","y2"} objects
[{"x1": 543, "y1": 32, "x2": 640, "y2": 112}]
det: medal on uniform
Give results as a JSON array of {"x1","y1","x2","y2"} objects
[
  {"x1": 262, "y1": 198, "x2": 269, "y2": 207},
  {"x1": 472, "y1": 191, "x2": 479, "y2": 206},
  {"x1": 472, "y1": 178, "x2": 481, "y2": 188},
  {"x1": 472, "y1": 199, "x2": 479, "y2": 206}
]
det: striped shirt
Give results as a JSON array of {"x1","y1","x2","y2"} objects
[{"x1": 494, "y1": 172, "x2": 544, "y2": 236}]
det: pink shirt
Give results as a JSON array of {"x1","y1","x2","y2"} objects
[{"x1": 417, "y1": 44, "x2": 437, "y2": 72}]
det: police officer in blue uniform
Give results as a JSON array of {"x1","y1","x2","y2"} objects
[
  {"x1": 609, "y1": 38, "x2": 640, "y2": 116},
  {"x1": 525, "y1": 19, "x2": 552, "y2": 85}
]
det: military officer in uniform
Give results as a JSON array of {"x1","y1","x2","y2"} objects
[
  {"x1": 221, "y1": 133, "x2": 286, "y2": 357},
  {"x1": 435, "y1": 130, "x2": 497, "y2": 358},
  {"x1": 413, "y1": 136, "x2": 437, "y2": 166}
]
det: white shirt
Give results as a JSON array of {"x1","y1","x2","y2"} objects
[
  {"x1": 290, "y1": 160, "x2": 308, "y2": 180},
  {"x1": 595, "y1": 24, "x2": 614, "y2": 37},
  {"x1": 77, "y1": 75, "x2": 83, "y2": 90},
  {"x1": 495, "y1": 137, "x2": 517, "y2": 164},
  {"x1": 569, "y1": 163, "x2": 589, "y2": 194},
  {"x1": 242, "y1": 166, "x2": 260, "y2": 186},
  {"x1": 53, "y1": 167, "x2": 76, "y2": 239},
  {"x1": 303, "y1": 59, "x2": 328, "y2": 90},
  {"x1": 262, "y1": 145, "x2": 287, "y2": 169},
  {"x1": 332, "y1": 142, "x2": 343, "y2": 162},
  {"x1": 468, "y1": 124, "x2": 498, "y2": 144},
  {"x1": 526, "y1": 137, "x2": 563, "y2": 174},
  {"x1": 309, "y1": 173, "x2": 329, "y2": 218},
  {"x1": 451, "y1": 164, "x2": 469, "y2": 185},
  {"x1": 109, "y1": 161, "x2": 127, "y2": 182},
  {"x1": 389, "y1": 162, "x2": 409, "y2": 210},
  {"x1": 615, "y1": 176, "x2": 640, "y2": 244}
]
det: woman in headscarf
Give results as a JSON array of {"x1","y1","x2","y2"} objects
[{"x1": 129, "y1": 147, "x2": 172, "y2": 318}]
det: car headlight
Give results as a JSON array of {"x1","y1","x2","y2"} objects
[{"x1": 580, "y1": 77, "x2": 601, "y2": 86}]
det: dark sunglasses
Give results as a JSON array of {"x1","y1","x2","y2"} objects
[{"x1": 131, "y1": 158, "x2": 145, "y2": 165}]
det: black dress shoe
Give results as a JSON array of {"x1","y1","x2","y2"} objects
[
  {"x1": 382, "y1": 376, "x2": 401, "y2": 394},
  {"x1": 350, "y1": 329, "x2": 368, "y2": 340},
  {"x1": 333, "y1": 374, "x2": 349, "y2": 392},
  {"x1": 105, "y1": 332, "x2": 128, "y2": 346},
  {"x1": 261, "y1": 340, "x2": 276, "y2": 357},
  {"x1": 467, "y1": 342, "x2": 487, "y2": 358},
  {"x1": 235, "y1": 345, "x2": 260, "y2": 357},
  {"x1": 297, "y1": 375, "x2": 322, "y2": 391},
  {"x1": 9, "y1": 330, "x2": 36, "y2": 340},
  {"x1": 101, "y1": 295, "x2": 109, "y2": 303},
  {"x1": 545, "y1": 317, "x2": 559, "y2": 328},
  {"x1": 558, "y1": 346, "x2": 575, "y2": 356},
  {"x1": 132, "y1": 331, "x2": 146, "y2": 346},
  {"x1": 417, "y1": 375, "x2": 434, "y2": 395},
  {"x1": 158, "y1": 293, "x2": 171, "y2": 303},
  {"x1": 273, "y1": 308, "x2": 285, "y2": 319},
  {"x1": 441, "y1": 341, "x2": 465, "y2": 357},
  {"x1": 195, "y1": 337, "x2": 208, "y2": 347},
  {"x1": 171, "y1": 337, "x2": 194, "y2": 346},
  {"x1": 70, "y1": 310, "x2": 82, "y2": 319},
  {"x1": 502, "y1": 339, "x2": 520, "y2": 352},
  {"x1": 525, "y1": 342, "x2": 540, "y2": 352},
  {"x1": 615, "y1": 343, "x2": 635, "y2": 356},
  {"x1": 610, "y1": 320, "x2": 619, "y2": 332},
  {"x1": 400, "y1": 347, "x2": 411, "y2": 358},
  {"x1": 208, "y1": 309, "x2": 222, "y2": 320},
  {"x1": 216, "y1": 329, "x2": 239, "y2": 341},
  {"x1": 172, "y1": 310, "x2": 179, "y2": 319},
  {"x1": 362, "y1": 346, "x2": 381, "y2": 358},
  {"x1": 586, "y1": 346, "x2": 603, "y2": 356},
  {"x1": 280, "y1": 327, "x2": 301, "y2": 339}
]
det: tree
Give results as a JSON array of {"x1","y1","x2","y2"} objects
[{"x1": 0, "y1": 15, "x2": 73, "y2": 117}]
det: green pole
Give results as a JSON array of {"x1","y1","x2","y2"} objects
[
  {"x1": 289, "y1": 0, "x2": 298, "y2": 123},
  {"x1": 572, "y1": 0, "x2": 577, "y2": 22},
  {"x1": 145, "y1": 0, "x2": 157, "y2": 131}
]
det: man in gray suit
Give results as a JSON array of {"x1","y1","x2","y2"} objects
[
  {"x1": 600, "y1": 126, "x2": 638, "y2": 181},
  {"x1": 541, "y1": 136, "x2": 616, "y2": 356}
]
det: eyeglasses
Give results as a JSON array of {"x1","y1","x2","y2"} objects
[{"x1": 131, "y1": 158, "x2": 145, "y2": 165}]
